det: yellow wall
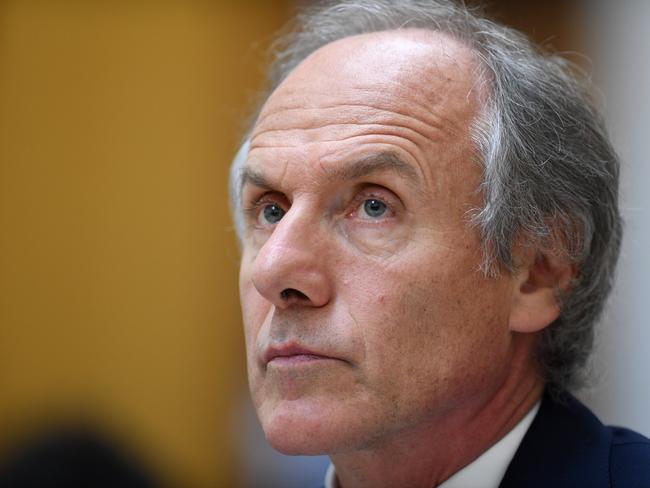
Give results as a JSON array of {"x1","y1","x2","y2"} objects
[{"x1": 0, "y1": 1, "x2": 292, "y2": 486}]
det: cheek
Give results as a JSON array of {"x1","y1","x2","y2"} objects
[
  {"x1": 342, "y1": 246, "x2": 513, "y2": 408},
  {"x1": 239, "y1": 278, "x2": 272, "y2": 404},
  {"x1": 399, "y1": 269, "x2": 513, "y2": 399},
  {"x1": 239, "y1": 260, "x2": 270, "y2": 349}
]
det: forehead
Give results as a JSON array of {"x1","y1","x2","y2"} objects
[{"x1": 247, "y1": 29, "x2": 484, "y2": 194}]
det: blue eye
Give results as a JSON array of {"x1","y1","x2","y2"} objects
[
  {"x1": 261, "y1": 203, "x2": 285, "y2": 224},
  {"x1": 363, "y1": 199, "x2": 387, "y2": 218}
]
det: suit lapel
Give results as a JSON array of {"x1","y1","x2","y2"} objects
[{"x1": 499, "y1": 390, "x2": 612, "y2": 487}]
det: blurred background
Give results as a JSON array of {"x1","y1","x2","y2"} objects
[{"x1": 0, "y1": 1, "x2": 648, "y2": 487}]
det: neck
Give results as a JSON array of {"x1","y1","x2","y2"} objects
[{"x1": 330, "y1": 334, "x2": 544, "y2": 488}]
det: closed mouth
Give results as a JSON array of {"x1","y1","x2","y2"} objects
[{"x1": 263, "y1": 343, "x2": 337, "y2": 365}]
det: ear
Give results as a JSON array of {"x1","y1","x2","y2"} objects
[{"x1": 509, "y1": 248, "x2": 576, "y2": 333}]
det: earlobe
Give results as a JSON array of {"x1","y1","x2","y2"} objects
[{"x1": 509, "y1": 250, "x2": 575, "y2": 333}]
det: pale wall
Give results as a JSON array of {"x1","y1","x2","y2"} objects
[{"x1": 579, "y1": 0, "x2": 650, "y2": 437}]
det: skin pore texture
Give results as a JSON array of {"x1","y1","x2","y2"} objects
[{"x1": 239, "y1": 30, "x2": 566, "y2": 488}]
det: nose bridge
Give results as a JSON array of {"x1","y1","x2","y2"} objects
[
  {"x1": 251, "y1": 203, "x2": 331, "y2": 308},
  {"x1": 259, "y1": 209, "x2": 317, "y2": 269}
]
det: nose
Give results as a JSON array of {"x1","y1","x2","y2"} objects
[{"x1": 251, "y1": 209, "x2": 332, "y2": 309}]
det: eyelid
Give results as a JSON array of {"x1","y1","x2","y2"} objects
[
  {"x1": 348, "y1": 185, "x2": 401, "y2": 220},
  {"x1": 243, "y1": 190, "x2": 290, "y2": 224},
  {"x1": 242, "y1": 184, "x2": 270, "y2": 208}
]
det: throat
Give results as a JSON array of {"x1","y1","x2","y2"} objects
[{"x1": 329, "y1": 378, "x2": 544, "y2": 488}]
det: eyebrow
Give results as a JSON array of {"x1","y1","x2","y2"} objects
[{"x1": 240, "y1": 151, "x2": 422, "y2": 192}]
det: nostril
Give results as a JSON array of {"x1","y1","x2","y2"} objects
[{"x1": 280, "y1": 288, "x2": 309, "y2": 302}]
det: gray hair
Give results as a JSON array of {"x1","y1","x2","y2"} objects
[{"x1": 229, "y1": 0, "x2": 622, "y2": 393}]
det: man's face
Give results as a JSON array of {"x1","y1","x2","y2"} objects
[{"x1": 239, "y1": 30, "x2": 519, "y2": 454}]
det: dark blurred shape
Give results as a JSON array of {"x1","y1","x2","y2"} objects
[{"x1": 0, "y1": 428, "x2": 158, "y2": 488}]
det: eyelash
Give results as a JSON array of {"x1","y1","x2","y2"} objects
[
  {"x1": 243, "y1": 193, "x2": 287, "y2": 220},
  {"x1": 348, "y1": 191, "x2": 395, "y2": 220}
]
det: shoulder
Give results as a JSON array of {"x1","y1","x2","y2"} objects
[
  {"x1": 500, "y1": 389, "x2": 650, "y2": 487},
  {"x1": 609, "y1": 426, "x2": 650, "y2": 487}
]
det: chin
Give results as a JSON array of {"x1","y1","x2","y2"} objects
[
  {"x1": 265, "y1": 430, "x2": 329, "y2": 456},
  {"x1": 259, "y1": 398, "x2": 355, "y2": 455}
]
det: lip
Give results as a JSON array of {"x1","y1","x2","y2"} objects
[{"x1": 263, "y1": 343, "x2": 338, "y2": 366}]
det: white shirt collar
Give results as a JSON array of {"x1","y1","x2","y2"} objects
[{"x1": 325, "y1": 401, "x2": 540, "y2": 488}]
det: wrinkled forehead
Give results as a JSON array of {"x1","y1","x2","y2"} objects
[{"x1": 253, "y1": 29, "x2": 485, "y2": 136}]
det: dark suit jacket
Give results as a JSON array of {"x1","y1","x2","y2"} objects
[{"x1": 499, "y1": 390, "x2": 650, "y2": 487}]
